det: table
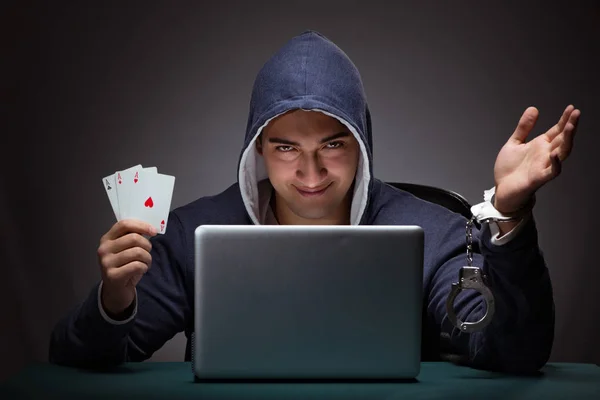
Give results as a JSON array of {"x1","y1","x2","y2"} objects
[{"x1": 2, "y1": 362, "x2": 599, "y2": 399}]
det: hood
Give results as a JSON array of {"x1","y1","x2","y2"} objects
[{"x1": 237, "y1": 30, "x2": 374, "y2": 225}]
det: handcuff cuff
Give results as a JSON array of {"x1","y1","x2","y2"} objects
[{"x1": 445, "y1": 187, "x2": 535, "y2": 333}]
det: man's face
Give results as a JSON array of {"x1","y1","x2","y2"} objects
[{"x1": 256, "y1": 109, "x2": 360, "y2": 223}]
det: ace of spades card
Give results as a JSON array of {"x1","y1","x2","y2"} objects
[{"x1": 102, "y1": 173, "x2": 120, "y2": 220}]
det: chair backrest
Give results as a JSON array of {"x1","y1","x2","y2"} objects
[{"x1": 385, "y1": 182, "x2": 472, "y2": 220}]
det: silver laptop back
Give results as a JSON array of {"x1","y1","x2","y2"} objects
[{"x1": 193, "y1": 225, "x2": 424, "y2": 379}]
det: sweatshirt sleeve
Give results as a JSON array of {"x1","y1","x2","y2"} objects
[
  {"x1": 48, "y1": 212, "x2": 191, "y2": 368},
  {"x1": 427, "y1": 213, "x2": 555, "y2": 373}
]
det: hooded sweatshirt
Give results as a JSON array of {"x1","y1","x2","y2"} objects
[{"x1": 49, "y1": 31, "x2": 554, "y2": 373}]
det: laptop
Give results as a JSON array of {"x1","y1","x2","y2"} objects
[{"x1": 192, "y1": 224, "x2": 424, "y2": 380}]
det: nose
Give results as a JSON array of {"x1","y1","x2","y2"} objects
[{"x1": 296, "y1": 152, "x2": 327, "y2": 187}]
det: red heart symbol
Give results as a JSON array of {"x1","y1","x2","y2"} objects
[
  {"x1": 144, "y1": 197, "x2": 154, "y2": 208},
  {"x1": 134, "y1": 178, "x2": 138, "y2": 183}
]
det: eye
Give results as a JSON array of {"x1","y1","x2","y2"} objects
[
  {"x1": 275, "y1": 145, "x2": 295, "y2": 152},
  {"x1": 325, "y1": 141, "x2": 344, "y2": 149}
]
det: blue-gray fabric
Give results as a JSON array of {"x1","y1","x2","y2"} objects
[{"x1": 49, "y1": 31, "x2": 554, "y2": 373}]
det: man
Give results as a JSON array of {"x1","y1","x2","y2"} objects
[{"x1": 49, "y1": 30, "x2": 580, "y2": 373}]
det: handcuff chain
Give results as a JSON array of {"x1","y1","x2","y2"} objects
[
  {"x1": 445, "y1": 215, "x2": 496, "y2": 333},
  {"x1": 466, "y1": 216, "x2": 475, "y2": 267}
]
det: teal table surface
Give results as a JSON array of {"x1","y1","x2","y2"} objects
[{"x1": 2, "y1": 362, "x2": 599, "y2": 399}]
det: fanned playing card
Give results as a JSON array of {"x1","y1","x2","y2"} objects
[
  {"x1": 124, "y1": 169, "x2": 175, "y2": 234},
  {"x1": 115, "y1": 165, "x2": 157, "y2": 220},
  {"x1": 102, "y1": 173, "x2": 120, "y2": 220},
  {"x1": 111, "y1": 164, "x2": 141, "y2": 220}
]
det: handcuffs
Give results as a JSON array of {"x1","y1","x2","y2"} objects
[{"x1": 445, "y1": 187, "x2": 535, "y2": 333}]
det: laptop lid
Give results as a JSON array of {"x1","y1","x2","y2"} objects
[{"x1": 193, "y1": 225, "x2": 424, "y2": 380}]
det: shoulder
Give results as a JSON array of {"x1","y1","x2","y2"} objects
[
  {"x1": 367, "y1": 179, "x2": 468, "y2": 227},
  {"x1": 368, "y1": 179, "x2": 472, "y2": 271}
]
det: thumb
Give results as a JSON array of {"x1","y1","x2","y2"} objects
[{"x1": 510, "y1": 106, "x2": 539, "y2": 143}]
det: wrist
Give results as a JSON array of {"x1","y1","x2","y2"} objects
[
  {"x1": 470, "y1": 187, "x2": 535, "y2": 224},
  {"x1": 491, "y1": 192, "x2": 536, "y2": 219},
  {"x1": 100, "y1": 284, "x2": 135, "y2": 319}
]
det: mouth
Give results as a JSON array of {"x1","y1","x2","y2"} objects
[{"x1": 295, "y1": 183, "x2": 331, "y2": 197}]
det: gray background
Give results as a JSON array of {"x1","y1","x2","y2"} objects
[{"x1": 2, "y1": 0, "x2": 598, "y2": 382}]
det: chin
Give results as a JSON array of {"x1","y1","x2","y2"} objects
[{"x1": 275, "y1": 184, "x2": 351, "y2": 221}]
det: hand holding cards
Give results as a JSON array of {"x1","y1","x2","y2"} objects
[{"x1": 102, "y1": 164, "x2": 175, "y2": 234}]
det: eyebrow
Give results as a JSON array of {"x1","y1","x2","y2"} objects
[{"x1": 267, "y1": 132, "x2": 350, "y2": 146}]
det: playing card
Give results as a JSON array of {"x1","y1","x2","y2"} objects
[
  {"x1": 112, "y1": 164, "x2": 141, "y2": 220},
  {"x1": 115, "y1": 165, "x2": 157, "y2": 220},
  {"x1": 124, "y1": 169, "x2": 175, "y2": 234},
  {"x1": 102, "y1": 173, "x2": 120, "y2": 220}
]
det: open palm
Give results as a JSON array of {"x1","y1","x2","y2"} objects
[{"x1": 493, "y1": 105, "x2": 580, "y2": 213}]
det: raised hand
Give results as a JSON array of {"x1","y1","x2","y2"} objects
[{"x1": 493, "y1": 105, "x2": 580, "y2": 214}]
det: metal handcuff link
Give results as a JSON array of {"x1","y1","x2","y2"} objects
[{"x1": 445, "y1": 188, "x2": 534, "y2": 333}]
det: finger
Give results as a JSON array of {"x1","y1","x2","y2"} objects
[
  {"x1": 568, "y1": 108, "x2": 581, "y2": 133},
  {"x1": 550, "y1": 109, "x2": 580, "y2": 161},
  {"x1": 510, "y1": 106, "x2": 539, "y2": 143},
  {"x1": 110, "y1": 233, "x2": 152, "y2": 255},
  {"x1": 105, "y1": 261, "x2": 149, "y2": 283},
  {"x1": 97, "y1": 232, "x2": 152, "y2": 262},
  {"x1": 116, "y1": 247, "x2": 152, "y2": 269},
  {"x1": 102, "y1": 219, "x2": 157, "y2": 242},
  {"x1": 548, "y1": 153, "x2": 562, "y2": 180},
  {"x1": 546, "y1": 105, "x2": 576, "y2": 142},
  {"x1": 550, "y1": 134, "x2": 564, "y2": 155},
  {"x1": 104, "y1": 247, "x2": 152, "y2": 271},
  {"x1": 557, "y1": 105, "x2": 575, "y2": 131},
  {"x1": 555, "y1": 122, "x2": 577, "y2": 161}
]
